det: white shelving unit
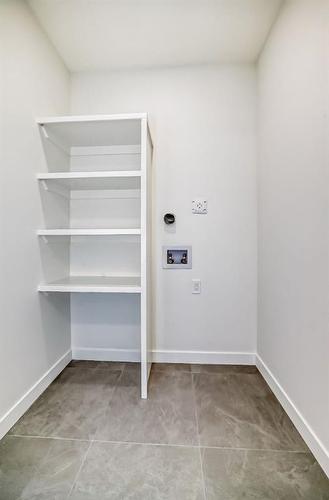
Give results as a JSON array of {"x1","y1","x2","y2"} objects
[{"x1": 37, "y1": 113, "x2": 153, "y2": 398}]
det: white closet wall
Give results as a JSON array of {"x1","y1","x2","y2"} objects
[
  {"x1": 0, "y1": 0, "x2": 70, "y2": 437},
  {"x1": 70, "y1": 65, "x2": 258, "y2": 363},
  {"x1": 258, "y1": 0, "x2": 329, "y2": 475}
]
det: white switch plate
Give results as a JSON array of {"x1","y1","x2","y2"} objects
[
  {"x1": 192, "y1": 279, "x2": 201, "y2": 294},
  {"x1": 192, "y1": 199, "x2": 208, "y2": 214}
]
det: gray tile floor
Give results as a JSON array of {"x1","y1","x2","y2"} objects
[{"x1": 1, "y1": 362, "x2": 328, "y2": 499}]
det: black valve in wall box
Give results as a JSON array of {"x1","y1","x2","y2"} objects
[{"x1": 164, "y1": 213, "x2": 175, "y2": 225}]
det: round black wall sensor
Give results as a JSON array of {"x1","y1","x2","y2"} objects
[{"x1": 164, "y1": 213, "x2": 175, "y2": 225}]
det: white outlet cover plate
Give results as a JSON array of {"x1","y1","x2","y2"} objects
[{"x1": 192, "y1": 199, "x2": 208, "y2": 214}]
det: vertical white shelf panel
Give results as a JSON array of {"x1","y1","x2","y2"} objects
[
  {"x1": 37, "y1": 113, "x2": 153, "y2": 399},
  {"x1": 140, "y1": 118, "x2": 153, "y2": 398}
]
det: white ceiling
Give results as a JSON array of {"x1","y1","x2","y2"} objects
[{"x1": 28, "y1": 0, "x2": 283, "y2": 72}]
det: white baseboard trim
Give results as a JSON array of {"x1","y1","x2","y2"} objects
[
  {"x1": 152, "y1": 349, "x2": 256, "y2": 364},
  {"x1": 0, "y1": 350, "x2": 72, "y2": 440},
  {"x1": 72, "y1": 347, "x2": 140, "y2": 362},
  {"x1": 256, "y1": 355, "x2": 329, "y2": 478},
  {"x1": 72, "y1": 347, "x2": 256, "y2": 365}
]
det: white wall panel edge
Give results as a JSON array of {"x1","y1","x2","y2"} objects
[
  {"x1": 72, "y1": 347, "x2": 256, "y2": 365},
  {"x1": 256, "y1": 355, "x2": 329, "y2": 478},
  {"x1": 0, "y1": 350, "x2": 72, "y2": 440}
]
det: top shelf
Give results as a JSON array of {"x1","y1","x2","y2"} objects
[
  {"x1": 36, "y1": 113, "x2": 147, "y2": 149},
  {"x1": 36, "y1": 113, "x2": 147, "y2": 125}
]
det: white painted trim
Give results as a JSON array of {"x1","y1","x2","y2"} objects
[
  {"x1": 36, "y1": 113, "x2": 147, "y2": 125},
  {"x1": 37, "y1": 171, "x2": 142, "y2": 181},
  {"x1": 256, "y1": 355, "x2": 329, "y2": 478},
  {"x1": 72, "y1": 347, "x2": 140, "y2": 362},
  {"x1": 72, "y1": 347, "x2": 255, "y2": 365},
  {"x1": 140, "y1": 116, "x2": 148, "y2": 399},
  {"x1": 0, "y1": 350, "x2": 72, "y2": 440},
  {"x1": 152, "y1": 350, "x2": 256, "y2": 364}
]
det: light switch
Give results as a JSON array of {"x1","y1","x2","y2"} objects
[{"x1": 192, "y1": 199, "x2": 207, "y2": 214}]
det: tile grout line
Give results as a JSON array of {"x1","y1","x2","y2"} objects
[
  {"x1": 10, "y1": 434, "x2": 90, "y2": 442},
  {"x1": 191, "y1": 372, "x2": 207, "y2": 500},
  {"x1": 66, "y1": 440, "x2": 93, "y2": 499},
  {"x1": 8, "y1": 434, "x2": 311, "y2": 454}
]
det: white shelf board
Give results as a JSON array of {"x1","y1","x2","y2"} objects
[
  {"x1": 36, "y1": 113, "x2": 147, "y2": 125},
  {"x1": 38, "y1": 171, "x2": 141, "y2": 191},
  {"x1": 38, "y1": 276, "x2": 141, "y2": 293},
  {"x1": 36, "y1": 113, "x2": 147, "y2": 148},
  {"x1": 38, "y1": 228, "x2": 141, "y2": 236}
]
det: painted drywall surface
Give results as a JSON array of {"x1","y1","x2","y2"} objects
[
  {"x1": 70, "y1": 65, "x2": 257, "y2": 357},
  {"x1": 258, "y1": 0, "x2": 329, "y2": 461},
  {"x1": 0, "y1": 1, "x2": 70, "y2": 425}
]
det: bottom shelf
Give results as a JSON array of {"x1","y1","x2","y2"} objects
[{"x1": 38, "y1": 276, "x2": 141, "y2": 293}]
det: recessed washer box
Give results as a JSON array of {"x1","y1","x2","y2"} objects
[{"x1": 162, "y1": 246, "x2": 192, "y2": 269}]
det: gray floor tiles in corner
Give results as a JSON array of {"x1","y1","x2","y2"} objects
[
  {"x1": 70, "y1": 442, "x2": 204, "y2": 500},
  {"x1": 9, "y1": 367, "x2": 122, "y2": 440},
  {"x1": 151, "y1": 363, "x2": 192, "y2": 373},
  {"x1": 68, "y1": 360, "x2": 126, "y2": 372},
  {"x1": 95, "y1": 365, "x2": 198, "y2": 445},
  {"x1": 193, "y1": 371, "x2": 307, "y2": 451},
  {"x1": 190, "y1": 364, "x2": 258, "y2": 374},
  {"x1": 202, "y1": 447, "x2": 329, "y2": 499},
  {"x1": 0, "y1": 435, "x2": 89, "y2": 500}
]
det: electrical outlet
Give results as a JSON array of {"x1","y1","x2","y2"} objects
[
  {"x1": 192, "y1": 279, "x2": 201, "y2": 294},
  {"x1": 192, "y1": 199, "x2": 207, "y2": 214}
]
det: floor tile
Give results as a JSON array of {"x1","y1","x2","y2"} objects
[
  {"x1": 0, "y1": 436, "x2": 88, "y2": 500},
  {"x1": 151, "y1": 363, "x2": 191, "y2": 374},
  {"x1": 194, "y1": 372, "x2": 307, "y2": 450},
  {"x1": 68, "y1": 360, "x2": 125, "y2": 372},
  {"x1": 202, "y1": 448, "x2": 329, "y2": 499},
  {"x1": 3, "y1": 362, "x2": 327, "y2": 500},
  {"x1": 10, "y1": 367, "x2": 121, "y2": 439},
  {"x1": 70, "y1": 442, "x2": 203, "y2": 500},
  {"x1": 191, "y1": 364, "x2": 258, "y2": 374},
  {"x1": 95, "y1": 368, "x2": 198, "y2": 445}
]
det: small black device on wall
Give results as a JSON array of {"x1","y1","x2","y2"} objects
[{"x1": 164, "y1": 213, "x2": 175, "y2": 225}]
